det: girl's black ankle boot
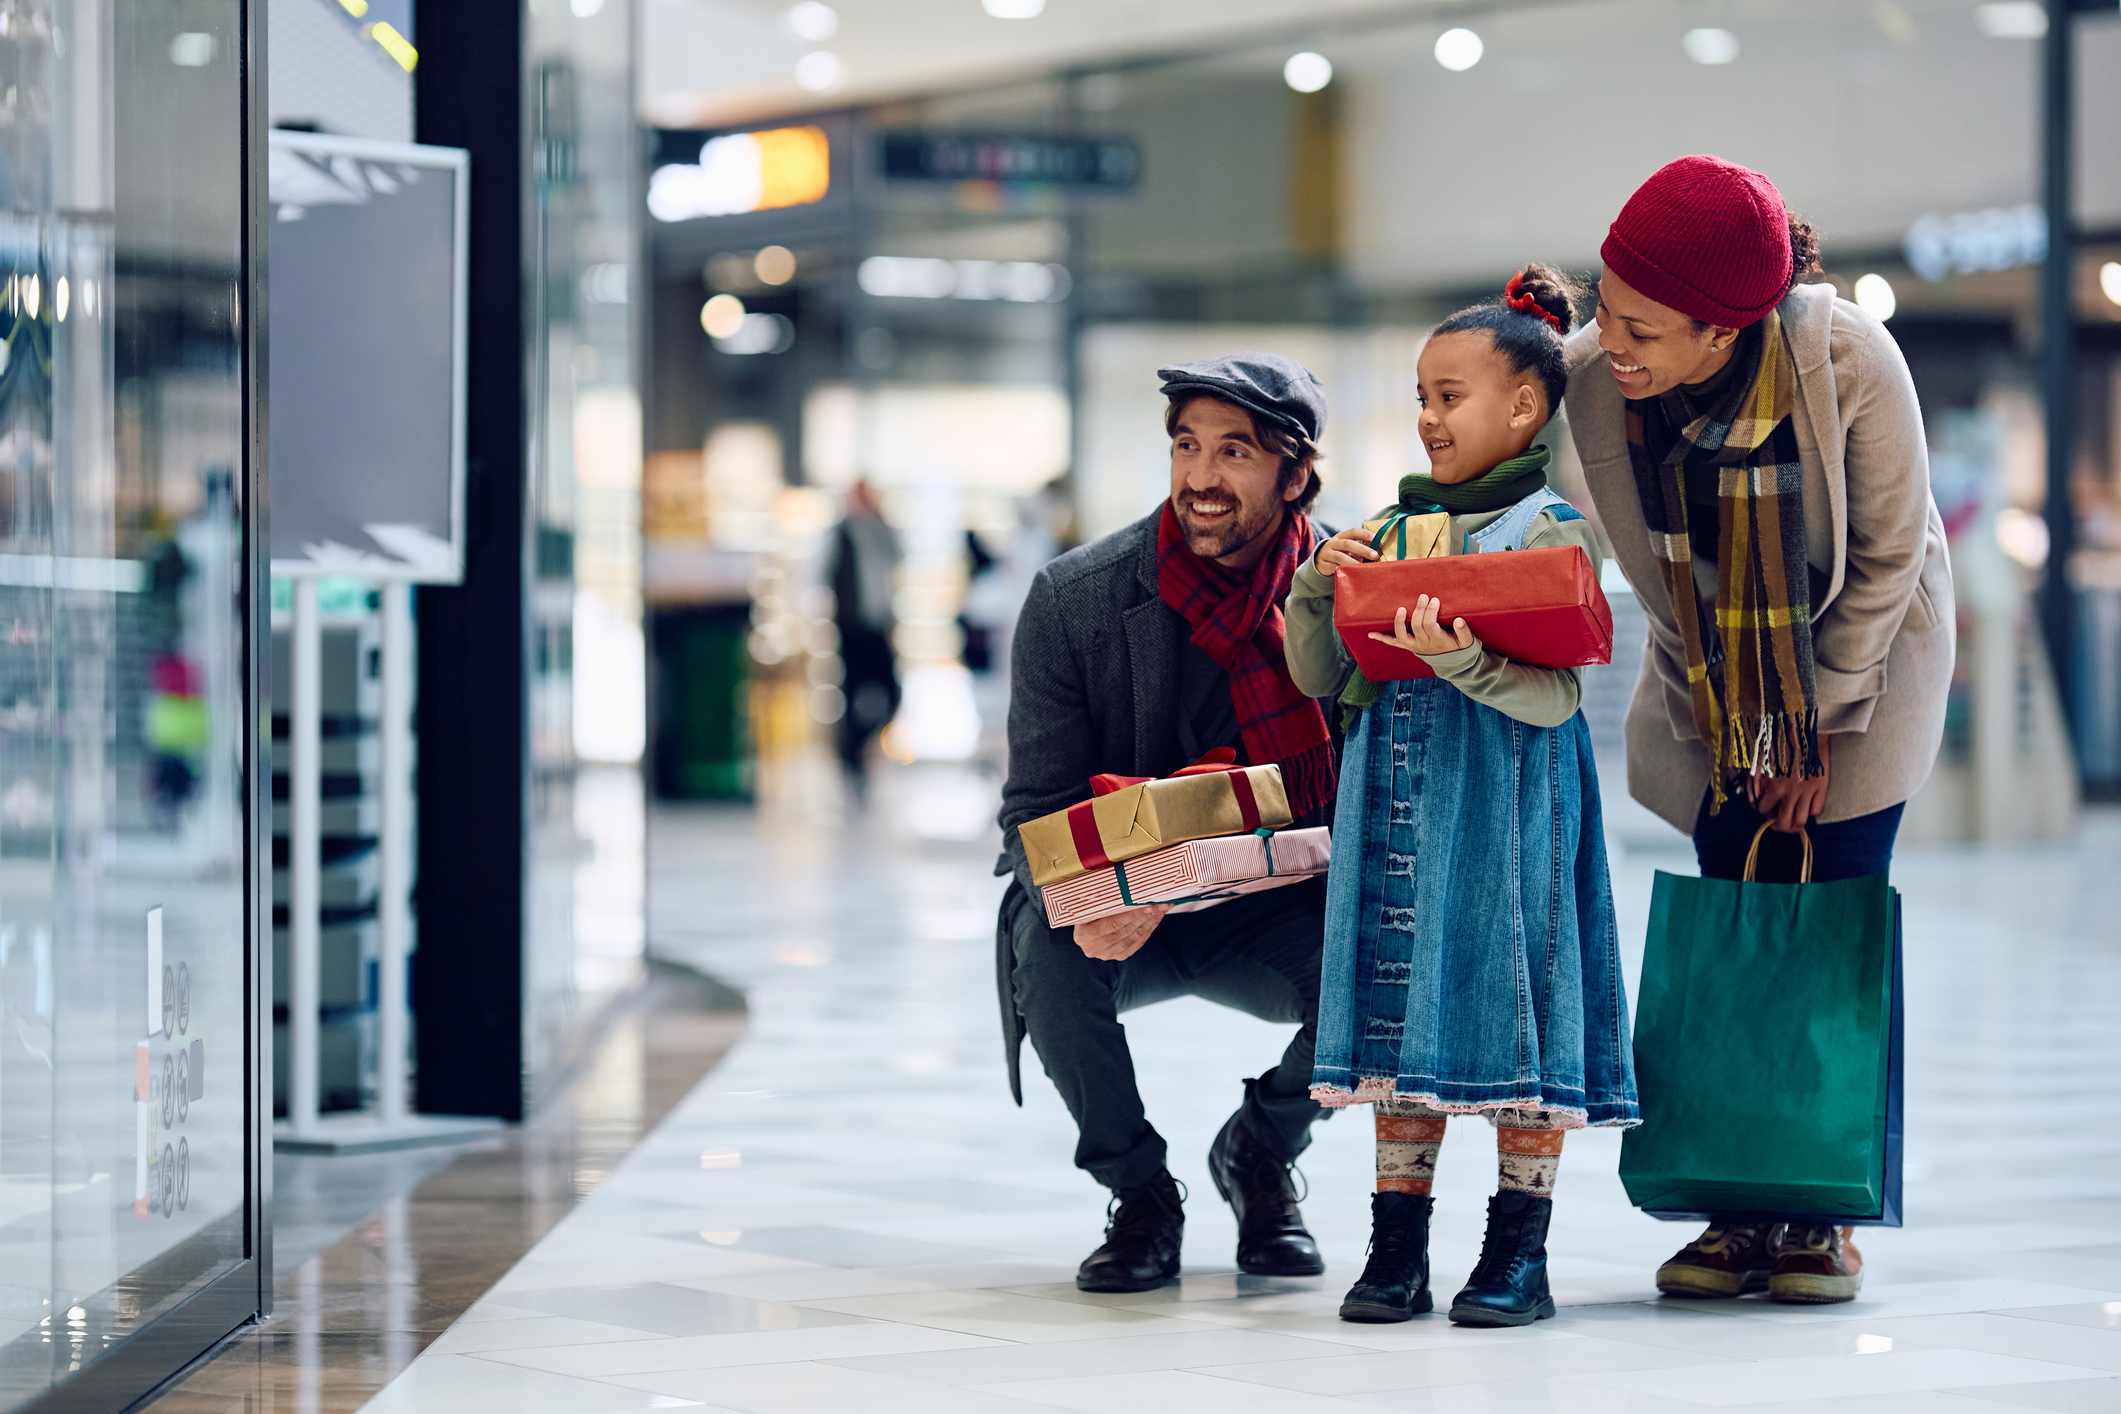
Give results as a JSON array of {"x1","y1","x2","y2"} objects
[
  {"x1": 1449, "y1": 1190, "x2": 1556, "y2": 1326},
  {"x1": 1338, "y1": 1191, "x2": 1434, "y2": 1323}
]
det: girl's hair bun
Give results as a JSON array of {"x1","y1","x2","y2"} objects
[
  {"x1": 1504, "y1": 264, "x2": 1581, "y2": 336},
  {"x1": 1432, "y1": 263, "x2": 1584, "y2": 417}
]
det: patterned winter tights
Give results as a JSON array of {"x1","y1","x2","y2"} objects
[{"x1": 1374, "y1": 1098, "x2": 1566, "y2": 1198}]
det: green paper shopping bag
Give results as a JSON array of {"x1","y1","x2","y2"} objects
[{"x1": 1620, "y1": 824, "x2": 1904, "y2": 1225}]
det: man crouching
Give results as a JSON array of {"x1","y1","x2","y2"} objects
[{"x1": 996, "y1": 353, "x2": 1339, "y2": 1292}]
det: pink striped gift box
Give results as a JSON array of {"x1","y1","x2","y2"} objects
[{"x1": 1040, "y1": 827, "x2": 1332, "y2": 929}]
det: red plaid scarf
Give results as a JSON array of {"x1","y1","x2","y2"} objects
[{"x1": 1155, "y1": 503, "x2": 1336, "y2": 817}]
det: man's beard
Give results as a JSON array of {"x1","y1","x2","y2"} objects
[{"x1": 1176, "y1": 493, "x2": 1281, "y2": 563}]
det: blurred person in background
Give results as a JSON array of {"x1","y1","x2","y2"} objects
[
  {"x1": 997, "y1": 354, "x2": 1337, "y2": 1293},
  {"x1": 828, "y1": 478, "x2": 902, "y2": 804},
  {"x1": 958, "y1": 529, "x2": 1001, "y2": 676},
  {"x1": 1565, "y1": 155, "x2": 1954, "y2": 1304}
]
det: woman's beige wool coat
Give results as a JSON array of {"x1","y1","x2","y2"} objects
[{"x1": 1562, "y1": 282, "x2": 1956, "y2": 830}]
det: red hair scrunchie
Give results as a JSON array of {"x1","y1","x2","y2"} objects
[{"x1": 1504, "y1": 273, "x2": 1564, "y2": 333}]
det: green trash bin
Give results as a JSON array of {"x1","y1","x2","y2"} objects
[{"x1": 651, "y1": 604, "x2": 754, "y2": 801}]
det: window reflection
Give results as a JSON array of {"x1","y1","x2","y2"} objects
[{"x1": 0, "y1": 0, "x2": 250, "y2": 1401}]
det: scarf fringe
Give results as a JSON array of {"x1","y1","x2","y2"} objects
[
  {"x1": 1273, "y1": 739, "x2": 1337, "y2": 819},
  {"x1": 1729, "y1": 707, "x2": 1822, "y2": 780},
  {"x1": 1708, "y1": 707, "x2": 1823, "y2": 813}
]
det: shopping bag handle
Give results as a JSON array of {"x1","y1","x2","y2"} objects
[{"x1": 1742, "y1": 821, "x2": 1813, "y2": 883}]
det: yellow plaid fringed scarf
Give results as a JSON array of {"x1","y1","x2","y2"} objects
[{"x1": 1626, "y1": 313, "x2": 1820, "y2": 813}]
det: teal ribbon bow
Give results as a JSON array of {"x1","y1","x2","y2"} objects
[{"x1": 1369, "y1": 512, "x2": 1417, "y2": 562}]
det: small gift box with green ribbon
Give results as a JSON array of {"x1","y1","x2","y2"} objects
[
  {"x1": 1040, "y1": 825, "x2": 1332, "y2": 928},
  {"x1": 1358, "y1": 508, "x2": 1451, "y2": 563}
]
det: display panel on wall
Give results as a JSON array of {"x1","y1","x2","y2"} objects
[{"x1": 267, "y1": 131, "x2": 469, "y2": 583}]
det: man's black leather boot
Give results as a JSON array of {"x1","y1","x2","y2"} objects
[
  {"x1": 1448, "y1": 1191, "x2": 1557, "y2": 1326},
  {"x1": 1076, "y1": 1168, "x2": 1185, "y2": 1293},
  {"x1": 1339, "y1": 1191, "x2": 1434, "y2": 1322},
  {"x1": 1207, "y1": 1106, "x2": 1325, "y2": 1277}
]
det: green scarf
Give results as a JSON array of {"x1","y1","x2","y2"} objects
[
  {"x1": 1395, "y1": 444, "x2": 1550, "y2": 515},
  {"x1": 1335, "y1": 445, "x2": 1552, "y2": 726}
]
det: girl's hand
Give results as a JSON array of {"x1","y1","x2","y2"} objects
[
  {"x1": 1748, "y1": 733, "x2": 1832, "y2": 833},
  {"x1": 1315, "y1": 528, "x2": 1382, "y2": 576},
  {"x1": 1368, "y1": 596, "x2": 1476, "y2": 658}
]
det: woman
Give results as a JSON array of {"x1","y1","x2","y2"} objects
[{"x1": 1563, "y1": 155, "x2": 1954, "y2": 1304}]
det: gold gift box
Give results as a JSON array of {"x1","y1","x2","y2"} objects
[
  {"x1": 1360, "y1": 510, "x2": 1451, "y2": 562},
  {"x1": 1019, "y1": 764, "x2": 1293, "y2": 888}
]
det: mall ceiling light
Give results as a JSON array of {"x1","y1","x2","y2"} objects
[
  {"x1": 794, "y1": 50, "x2": 844, "y2": 92},
  {"x1": 1973, "y1": 2, "x2": 2046, "y2": 38},
  {"x1": 570, "y1": 0, "x2": 604, "y2": 16},
  {"x1": 1682, "y1": 28, "x2": 1740, "y2": 65},
  {"x1": 983, "y1": 0, "x2": 1045, "y2": 16},
  {"x1": 1995, "y1": 506, "x2": 2049, "y2": 569},
  {"x1": 2102, "y1": 262, "x2": 2121, "y2": 307},
  {"x1": 714, "y1": 313, "x2": 796, "y2": 356},
  {"x1": 1854, "y1": 273, "x2": 1897, "y2": 321},
  {"x1": 755, "y1": 245, "x2": 798, "y2": 286},
  {"x1": 786, "y1": 1, "x2": 838, "y2": 41},
  {"x1": 1434, "y1": 28, "x2": 1483, "y2": 72},
  {"x1": 1283, "y1": 52, "x2": 1333, "y2": 93},
  {"x1": 580, "y1": 263, "x2": 628, "y2": 305},
  {"x1": 701, "y1": 294, "x2": 746, "y2": 339}
]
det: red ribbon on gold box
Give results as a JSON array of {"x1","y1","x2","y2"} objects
[{"x1": 1017, "y1": 750, "x2": 1294, "y2": 889}]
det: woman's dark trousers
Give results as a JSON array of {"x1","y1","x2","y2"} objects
[{"x1": 1691, "y1": 793, "x2": 1906, "y2": 884}]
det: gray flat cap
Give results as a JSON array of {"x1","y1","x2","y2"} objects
[{"x1": 1157, "y1": 351, "x2": 1327, "y2": 445}]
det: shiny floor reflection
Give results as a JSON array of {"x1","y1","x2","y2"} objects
[
  {"x1": 350, "y1": 759, "x2": 2121, "y2": 1413},
  {"x1": 137, "y1": 966, "x2": 744, "y2": 1413}
]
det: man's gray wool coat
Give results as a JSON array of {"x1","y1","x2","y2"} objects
[{"x1": 993, "y1": 508, "x2": 1324, "y2": 1102}]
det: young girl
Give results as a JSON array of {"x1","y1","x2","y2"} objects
[{"x1": 1284, "y1": 266, "x2": 1638, "y2": 1327}]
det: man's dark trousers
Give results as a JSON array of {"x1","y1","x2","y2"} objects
[{"x1": 1004, "y1": 876, "x2": 1328, "y2": 1192}]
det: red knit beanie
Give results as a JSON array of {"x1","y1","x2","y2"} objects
[{"x1": 1601, "y1": 155, "x2": 1793, "y2": 328}]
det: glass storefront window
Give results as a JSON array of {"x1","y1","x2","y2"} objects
[
  {"x1": 0, "y1": 0, "x2": 259, "y2": 1403},
  {"x1": 525, "y1": 0, "x2": 645, "y2": 1098}
]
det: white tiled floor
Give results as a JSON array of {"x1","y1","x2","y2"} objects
[{"x1": 361, "y1": 768, "x2": 2121, "y2": 1412}]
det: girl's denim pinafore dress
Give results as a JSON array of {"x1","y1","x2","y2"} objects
[{"x1": 1310, "y1": 491, "x2": 1640, "y2": 1128}]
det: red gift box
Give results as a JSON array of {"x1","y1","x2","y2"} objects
[{"x1": 1333, "y1": 545, "x2": 1614, "y2": 683}]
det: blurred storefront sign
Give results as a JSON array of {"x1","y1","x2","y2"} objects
[
  {"x1": 649, "y1": 124, "x2": 832, "y2": 222},
  {"x1": 857, "y1": 255, "x2": 1069, "y2": 303},
  {"x1": 1905, "y1": 204, "x2": 2048, "y2": 282},
  {"x1": 878, "y1": 131, "x2": 1139, "y2": 191}
]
